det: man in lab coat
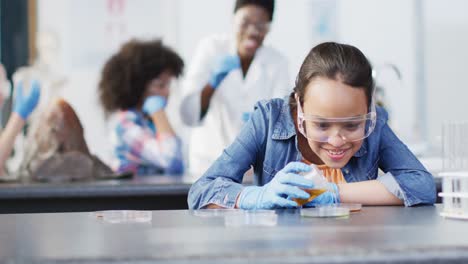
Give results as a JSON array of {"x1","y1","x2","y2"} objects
[{"x1": 180, "y1": 0, "x2": 290, "y2": 178}]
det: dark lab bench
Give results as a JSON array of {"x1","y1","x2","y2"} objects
[
  {"x1": 0, "y1": 205, "x2": 467, "y2": 263},
  {"x1": 0, "y1": 174, "x2": 442, "y2": 214},
  {"x1": 0, "y1": 175, "x2": 192, "y2": 213}
]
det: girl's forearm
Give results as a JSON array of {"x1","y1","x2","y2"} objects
[{"x1": 338, "y1": 180, "x2": 403, "y2": 205}]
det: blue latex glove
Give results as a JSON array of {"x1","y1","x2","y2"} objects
[
  {"x1": 237, "y1": 162, "x2": 315, "y2": 210},
  {"x1": 208, "y1": 54, "x2": 240, "y2": 89},
  {"x1": 13, "y1": 81, "x2": 41, "y2": 120},
  {"x1": 303, "y1": 182, "x2": 340, "y2": 207},
  {"x1": 241, "y1": 112, "x2": 251, "y2": 123},
  {"x1": 142, "y1": 95, "x2": 167, "y2": 115}
]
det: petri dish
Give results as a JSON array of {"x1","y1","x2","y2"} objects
[
  {"x1": 191, "y1": 209, "x2": 239, "y2": 218},
  {"x1": 300, "y1": 206, "x2": 350, "y2": 218},
  {"x1": 338, "y1": 203, "x2": 362, "y2": 212},
  {"x1": 97, "y1": 210, "x2": 152, "y2": 223},
  {"x1": 224, "y1": 210, "x2": 278, "y2": 227},
  {"x1": 315, "y1": 203, "x2": 362, "y2": 212}
]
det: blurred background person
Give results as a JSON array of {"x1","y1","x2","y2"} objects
[
  {"x1": 98, "y1": 39, "x2": 184, "y2": 176},
  {"x1": 0, "y1": 81, "x2": 40, "y2": 177},
  {"x1": 180, "y1": 0, "x2": 290, "y2": 178},
  {"x1": 12, "y1": 31, "x2": 67, "y2": 119},
  {"x1": 0, "y1": 65, "x2": 11, "y2": 122}
]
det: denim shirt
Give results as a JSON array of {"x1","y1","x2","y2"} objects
[{"x1": 188, "y1": 98, "x2": 436, "y2": 209}]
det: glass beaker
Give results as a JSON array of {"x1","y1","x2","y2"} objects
[{"x1": 293, "y1": 164, "x2": 335, "y2": 206}]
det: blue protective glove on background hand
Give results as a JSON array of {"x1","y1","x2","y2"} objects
[
  {"x1": 237, "y1": 162, "x2": 315, "y2": 210},
  {"x1": 13, "y1": 81, "x2": 41, "y2": 120},
  {"x1": 142, "y1": 95, "x2": 167, "y2": 115},
  {"x1": 303, "y1": 182, "x2": 340, "y2": 207},
  {"x1": 208, "y1": 54, "x2": 240, "y2": 89}
]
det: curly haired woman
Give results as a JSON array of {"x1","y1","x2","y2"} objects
[{"x1": 99, "y1": 39, "x2": 184, "y2": 176}]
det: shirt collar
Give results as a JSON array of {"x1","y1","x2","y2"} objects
[
  {"x1": 353, "y1": 140, "x2": 368, "y2": 157},
  {"x1": 272, "y1": 97, "x2": 297, "y2": 140}
]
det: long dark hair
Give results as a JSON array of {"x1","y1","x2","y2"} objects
[{"x1": 290, "y1": 42, "x2": 374, "y2": 109}]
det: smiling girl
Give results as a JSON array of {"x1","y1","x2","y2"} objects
[{"x1": 188, "y1": 42, "x2": 436, "y2": 209}]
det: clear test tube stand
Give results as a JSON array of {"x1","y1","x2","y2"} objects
[{"x1": 439, "y1": 122, "x2": 468, "y2": 219}]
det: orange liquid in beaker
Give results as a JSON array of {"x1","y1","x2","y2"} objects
[{"x1": 293, "y1": 188, "x2": 327, "y2": 206}]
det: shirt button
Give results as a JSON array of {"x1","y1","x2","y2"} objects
[{"x1": 344, "y1": 169, "x2": 349, "y2": 174}]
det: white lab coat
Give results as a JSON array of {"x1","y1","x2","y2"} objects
[{"x1": 180, "y1": 35, "x2": 290, "y2": 177}]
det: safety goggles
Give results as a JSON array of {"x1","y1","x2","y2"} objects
[
  {"x1": 296, "y1": 94, "x2": 377, "y2": 143},
  {"x1": 234, "y1": 16, "x2": 270, "y2": 34}
]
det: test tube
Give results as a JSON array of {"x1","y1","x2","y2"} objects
[{"x1": 440, "y1": 121, "x2": 468, "y2": 219}]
